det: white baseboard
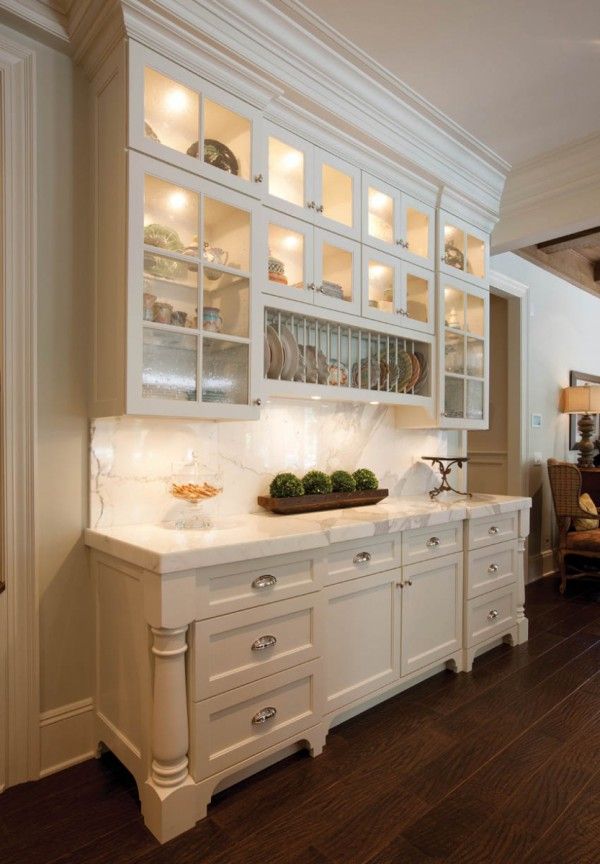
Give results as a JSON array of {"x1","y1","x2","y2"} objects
[
  {"x1": 39, "y1": 698, "x2": 95, "y2": 778},
  {"x1": 528, "y1": 550, "x2": 556, "y2": 583}
]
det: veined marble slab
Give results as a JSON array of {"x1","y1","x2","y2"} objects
[{"x1": 85, "y1": 493, "x2": 531, "y2": 573}]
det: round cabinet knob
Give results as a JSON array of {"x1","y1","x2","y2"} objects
[
  {"x1": 396, "y1": 308, "x2": 408, "y2": 317},
  {"x1": 487, "y1": 609, "x2": 499, "y2": 621},
  {"x1": 307, "y1": 201, "x2": 316, "y2": 209},
  {"x1": 252, "y1": 706, "x2": 277, "y2": 725},
  {"x1": 307, "y1": 282, "x2": 316, "y2": 291},
  {"x1": 404, "y1": 240, "x2": 410, "y2": 249},
  {"x1": 395, "y1": 238, "x2": 404, "y2": 246},
  {"x1": 405, "y1": 579, "x2": 413, "y2": 586},
  {"x1": 488, "y1": 563, "x2": 499, "y2": 574},
  {"x1": 251, "y1": 634, "x2": 277, "y2": 652},
  {"x1": 353, "y1": 551, "x2": 372, "y2": 564},
  {"x1": 252, "y1": 574, "x2": 277, "y2": 590},
  {"x1": 316, "y1": 204, "x2": 324, "y2": 213},
  {"x1": 254, "y1": 398, "x2": 263, "y2": 406},
  {"x1": 426, "y1": 537, "x2": 441, "y2": 548},
  {"x1": 488, "y1": 526, "x2": 500, "y2": 535},
  {"x1": 254, "y1": 173, "x2": 264, "y2": 183}
]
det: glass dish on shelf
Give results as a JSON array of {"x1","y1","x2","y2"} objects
[{"x1": 170, "y1": 453, "x2": 223, "y2": 529}]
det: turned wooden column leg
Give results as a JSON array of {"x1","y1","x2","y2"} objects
[
  {"x1": 516, "y1": 537, "x2": 529, "y2": 644},
  {"x1": 150, "y1": 625, "x2": 190, "y2": 787},
  {"x1": 140, "y1": 624, "x2": 199, "y2": 844}
]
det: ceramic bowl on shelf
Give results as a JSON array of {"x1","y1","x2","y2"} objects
[{"x1": 327, "y1": 359, "x2": 349, "y2": 387}]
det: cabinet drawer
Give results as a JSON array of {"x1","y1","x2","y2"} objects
[
  {"x1": 402, "y1": 522, "x2": 463, "y2": 566},
  {"x1": 191, "y1": 660, "x2": 323, "y2": 778},
  {"x1": 203, "y1": 552, "x2": 324, "y2": 618},
  {"x1": 192, "y1": 594, "x2": 323, "y2": 699},
  {"x1": 466, "y1": 540, "x2": 518, "y2": 599},
  {"x1": 325, "y1": 536, "x2": 401, "y2": 586},
  {"x1": 465, "y1": 585, "x2": 517, "y2": 648},
  {"x1": 466, "y1": 512, "x2": 518, "y2": 550}
]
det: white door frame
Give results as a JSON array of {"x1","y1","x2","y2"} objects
[
  {"x1": 0, "y1": 35, "x2": 39, "y2": 791},
  {"x1": 488, "y1": 269, "x2": 530, "y2": 497}
]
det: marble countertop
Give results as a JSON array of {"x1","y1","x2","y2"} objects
[{"x1": 84, "y1": 493, "x2": 531, "y2": 574}]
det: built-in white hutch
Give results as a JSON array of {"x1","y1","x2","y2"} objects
[{"x1": 75, "y1": 0, "x2": 519, "y2": 846}]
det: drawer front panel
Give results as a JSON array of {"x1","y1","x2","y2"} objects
[
  {"x1": 467, "y1": 512, "x2": 518, "y2": 550},
  {"x1": 193, "y1": 594, "x2": 323, "y2": 699},
  {"x1": 325, "y1": 536, "x2": 401, "y2": 586},
  {"x1": 466, "y1": 586, "x2": 517, "y2": 648},
  {"x1": 402, "y1": 522, "x2": 463, "y2": 566},
  {"x1": 466, "y1": 540, "x2": 518, "y2": 599},
  {"x1": 205, "y1": 553, "x2": 324, "y2": 617},
  {"x1": 191, "y1": 660, "x2": 322, "y2": 778}
]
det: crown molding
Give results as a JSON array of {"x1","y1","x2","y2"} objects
[
  {"x1": 0, "y1": 0, "x2": 69, "y2": 46},
  {"x1": 67, "y1": 0, "x2": 508, "y2": 225},
  {"x1": 493, "y1": 132, "x2": 600, "y2": 253}
]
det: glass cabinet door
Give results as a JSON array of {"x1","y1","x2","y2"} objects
[
  {"x1": 403, "y1": 263, "x2": 434, "y2": 334},
  {"x1": 363, "y1": 250, "x2": 400, "y2": 324},
  {"x1": 133, "y1": 155, "x2": 256, "y2": 416},
  {"x1": 440, "y1": 278, "x2": 488, "y2": 427},
  {"x1": 314, "y1": 148, "x2": 361, "y2": 240},
  {"x1": 264, "y1": 124, "x2": 314, "y2": 221},
  {"x1": 363, "y1": 175, "x2": 399, "y2": 253},
  {"x1": 133, "y1": 43, "x2": 263, "y2": 198},
  {"x1": 314, "y1": 229, "x2": 361, "y2": 314},
  {"x1": 440, "y1": 211, "x2": 489, "y2": 286},
  {"x1": 263, "y1": 211, "x2": 314, "y2": 305},
  {"x1": 401, "y1": 195, "x2": 434, "y2": 267}
]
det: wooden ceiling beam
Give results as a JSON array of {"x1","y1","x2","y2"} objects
[{"x1": 538, "y1": 227, "x2": 600, "y2": 254}]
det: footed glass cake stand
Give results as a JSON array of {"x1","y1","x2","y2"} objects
[
  {"x1": 422, "y1": 456, "x2": 471, "y2": 500},
  {"x1": 170, "y1": 454, "x2": 223, "y2": 529}
]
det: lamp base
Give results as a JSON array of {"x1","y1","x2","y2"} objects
[{"x1": 577, "y1": 413, "x2": 596, "y2": 468}]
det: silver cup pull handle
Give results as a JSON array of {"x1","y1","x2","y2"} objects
[
  {"x1": 353, "y1": 551, "x2": 372, "y2": 564},
  {"x1": 426, "y1": 536, "x2": 441, "y2": 548},
  {"x1": 252, "y1": 574, "x2": 277, "y2": 590},
  {"x1": 487, "y1": 609, "x2": 499, "y2": 621},
  {"x1": 252, "y1": 706, "x2": 277, "y2": 725},
  {"x1": 488, "y1": 563, "x2": 499, "y2": 574},
  {"x1": 488, "y1": 526, "x2": 500, "y2": 535},
  {"x1": 251, "y1": 634, "x2": 277, "y2": 651}
]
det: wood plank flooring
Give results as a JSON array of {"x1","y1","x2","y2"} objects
[{"x1": 2, "y1": 575, "x2": 600, "y2": 864}]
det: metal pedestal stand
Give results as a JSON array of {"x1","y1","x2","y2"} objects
[{"x1": 422, "y1": 456, "x2": 471, "y2": 500}]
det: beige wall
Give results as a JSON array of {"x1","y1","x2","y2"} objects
[
  {"x1": 0, "y1": 20, "x2": 93, "y2": 715},
  {"x1": 492, "y1": 251, "x2": 600, "y2": 578}
]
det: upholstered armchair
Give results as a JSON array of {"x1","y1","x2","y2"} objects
[{"x1": 547, "y1": 458, "x2": 600, "y2": 593}]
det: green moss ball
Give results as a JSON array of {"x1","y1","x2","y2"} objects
[
  {"x1": 302, "y1": 470, "x2": 333, "y2": 495},
  {"x1": 353, "y1": 468, "x2": 378, "y2": 491},
  {"x1": 330, "y1": 470, "x2": 357, "y2": 493},
  {"x1": 269, "y1": 472, "x2": 304, "y2": 498}
]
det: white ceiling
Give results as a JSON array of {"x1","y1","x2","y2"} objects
[{"x1": 295, "y1": 0, "x2": 600, "y2": 166}]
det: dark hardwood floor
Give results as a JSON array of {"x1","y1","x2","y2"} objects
[{"x1": 2, "y1": 575, "x2": 600, "y2": 864}]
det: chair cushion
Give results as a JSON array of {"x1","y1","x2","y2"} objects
[
  {"x1": 566, "y1": 528, "x2": 600, "y2": 552},
  {"x1": 573, "y1": 493, "x2": 600, "y2": 531}
]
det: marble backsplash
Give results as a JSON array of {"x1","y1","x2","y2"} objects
[{"x1": 90, "y1": 402, "x2": 460, "y2": 528}]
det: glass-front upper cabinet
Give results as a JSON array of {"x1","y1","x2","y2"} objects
[
  {"x1": 439, "y1": 211, "x2": 489, "y2": 287},
  {"x1": 128, "y1": 153, "x2": 259, "y2": 418},
  {"x1": 263, "y1": 209, "x2": 360, "y2": 315},
  {"x1": 362, "y1": 173, "x2": 435, "y2": 267},
  {"x1": 130, "y1": 42, "x2": 264, "y2": 199},
  {"x1": 362, "y1": 250, "x2": 434, "y2": 335},
  {"x1": 439, "y1": 276, "x2": 489, "y2": 429},
  {"x1": 263, "y1": 123, "x2": 361, "y2": 240}
]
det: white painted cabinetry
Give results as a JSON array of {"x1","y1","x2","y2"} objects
[{"x1": 88, "y1": 504, "x2": 529, "y2": 844}]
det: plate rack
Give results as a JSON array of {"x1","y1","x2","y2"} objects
[{"x1": 264, "y1": 306, "x2": 431, "y2": 400}]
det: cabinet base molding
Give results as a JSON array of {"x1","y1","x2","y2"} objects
[
  {"x1": 463, "y1": 627, "x2": 518, "y2": 673},
  {"x1": 325, "y1": 650, "x2": 464, "y2": 733}
]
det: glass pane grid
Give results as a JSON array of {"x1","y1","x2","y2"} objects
[{"x1": 264, "y1": 307, "x2": 430, "y2": 398}]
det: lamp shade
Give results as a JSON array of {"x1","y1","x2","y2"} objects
[{"x1": 561, "y1": 385, "x2": 600, "y2": 414}]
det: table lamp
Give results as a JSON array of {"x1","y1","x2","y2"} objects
[{"x1": 561, "y1": 385, "x2": 600, "y2": 467}]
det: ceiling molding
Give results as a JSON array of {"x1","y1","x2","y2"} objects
[
  {"x1": 0, "y1": 0, "x2": 69, "y2": 44},
  {"x1": 66, "y1": 0, "x2": 508, "y2": 227},
  {"x1": 493, "y1": 132, "x2": 600, "y2": 254}
]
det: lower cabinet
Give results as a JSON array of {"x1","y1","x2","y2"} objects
[
  {"x1": 324, "y1": 570, "x2": 401, "y2": 713},
  {"x1": 400, "y1": 553, "x2": 463, "y2": 676}
]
